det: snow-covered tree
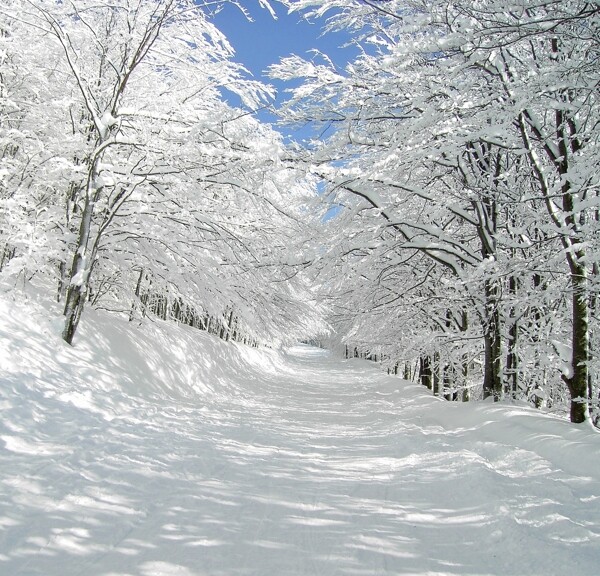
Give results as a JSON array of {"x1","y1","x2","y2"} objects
[
  {"x1": 0, "y1": 0, "x2": 324, "y2": 346},
  {"x1": 273, "y1": 0, "x2": 600, "y2": 423}
]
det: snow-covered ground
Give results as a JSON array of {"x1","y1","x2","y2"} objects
[{"x1": 1, "y1": 292, "x2": 599, "y2": 576}]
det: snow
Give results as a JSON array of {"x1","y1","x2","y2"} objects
[
  {"x1": 97, "y1": 111, "x2": 116, "y2": 140},
  {"x1": 1, "y1": 293, "x2": 600, "y2": 575}
]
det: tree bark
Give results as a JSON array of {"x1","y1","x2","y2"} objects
[
  {"x1": 62, "y1": 282, "x2": 85, "y2": 345},
  {"x1": 482, "y1": 278, "x2": 503, "y2": 400},
  {"x1": 562, "y1": 260, "x2": 590, "y2": 423},
  {"x1": 62, "y1": 190, "x2": 96, "y2": 344},
  {"x1": 420, "y1": 355, "x2": 433, "y2": 390}
]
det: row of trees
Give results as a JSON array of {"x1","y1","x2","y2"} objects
[
  {"x1": 273, "y1": 0, "x2": 600, "y2": 424},
  {"x1": 0, "y1": 0, "x2": 324, "y2": 346},
  {"x1": 2, "y1": 0, "x2": 598, "y2": 426}
]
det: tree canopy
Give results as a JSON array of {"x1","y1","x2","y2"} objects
[{"x1": 272, "y1": 0, "x2": 600, "y2": 424}]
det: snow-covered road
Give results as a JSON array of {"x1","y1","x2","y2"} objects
[{"x1": 1, "y1": 297, "x2": 600, "y2": 575}]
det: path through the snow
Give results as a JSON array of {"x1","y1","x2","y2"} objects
[{"x1": 1, "y1": 299, "x2": 600, "y2": 575}]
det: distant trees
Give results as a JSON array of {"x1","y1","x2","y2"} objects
[
  {"x1": 273, "y1": 0, "x2": 600, "y2": 423},
  {"x1": 0, "y1": 0, "x2": 323, "y2": 346}
]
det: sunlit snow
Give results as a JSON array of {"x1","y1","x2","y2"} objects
[{"x1": 1, "y1": 294, "x2": 599, "y2": 575}]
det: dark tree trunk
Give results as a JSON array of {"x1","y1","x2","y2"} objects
[
  {"x1": 506, "y1": 273, "x2": 519, "y2": 399},
  {"x1": 62, "y1": 282, "x2": 85, "y2": 345},
  {"x1": 420, "y1": 355, "x2": 433, "y2": 390},
  {"x1": 129, "y1": 268, "x2": 145, "y2": 322},
  {"x1": 563, "y1": 261, "x2": 590, "y2": 423},
  {"x1": 482, "y1": 278, "x2": 503, "y2": 400},
  {"x1": 433, "y1": 351, "x2": 441, "y2": 396}
]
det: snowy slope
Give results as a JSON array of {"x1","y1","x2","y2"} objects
[{"x1": 1, "y1": 292, "x2": 599, "y2": 576}]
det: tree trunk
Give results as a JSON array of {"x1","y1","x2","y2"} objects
[
  {"x1": 62, "y1": 283, "x2": 85, "y2": 345},
  {"x1": 562, "y1": 260, "x2": 590, "y2": 423},
  {"x1": 420, "y1": 355, "x2": 433, "y2": 390},
  {"x1": 506, "y1": 318, "x2": 518, "y2": 399},
  {"x1": 444, "y1": 364, "x2": 456, "y2": 401},
  {"x1": 56, "y1": 260, "x2": 67, "y2": 303},
  {"x1": 433, "y1": 351, "x2": 441, "y2": 396},
  {"x1": 61, "y1": 146, "x2": 104, "y2": 344},
  {"x1": 461, "y1": 356, "x2": 470, "y2": 402},
  {"x1": 482, "y1": 278, "x2": 503, "y2": 400},
  {"x1": 129, "y1": 268, "x2": 145, "y2": 322},
  {"x1": 61, "y1": 200, "x2": 94, "y2": 345},
  {"x1": 505, "y1": 271, "x2": 519, "y2": 399}
]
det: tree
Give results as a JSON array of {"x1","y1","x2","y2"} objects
[
  {"x1": 441, "y1": 0, "x2": 600, "y2": 421},
  {"x1": 0, "y1": 0, "x2": 325, "y2": 346},
  {"x1": 273, "y1": 0, "x2": 600, "y2": 422}
]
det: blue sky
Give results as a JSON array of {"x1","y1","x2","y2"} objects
[
  {"x1": 211, "y1": 2, "x2": 347, "y2": 207},
  {"x1": 212, "y1": 2, "x2": 355, "y2": 107}
]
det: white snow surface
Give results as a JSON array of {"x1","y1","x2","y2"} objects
[{"x1": 1, "y1": 293, "x2": 600, "y2": 575}]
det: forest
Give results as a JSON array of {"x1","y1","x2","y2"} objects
[{"x1": 1, "y1": 0, "x2": 599, "y2": 426}]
